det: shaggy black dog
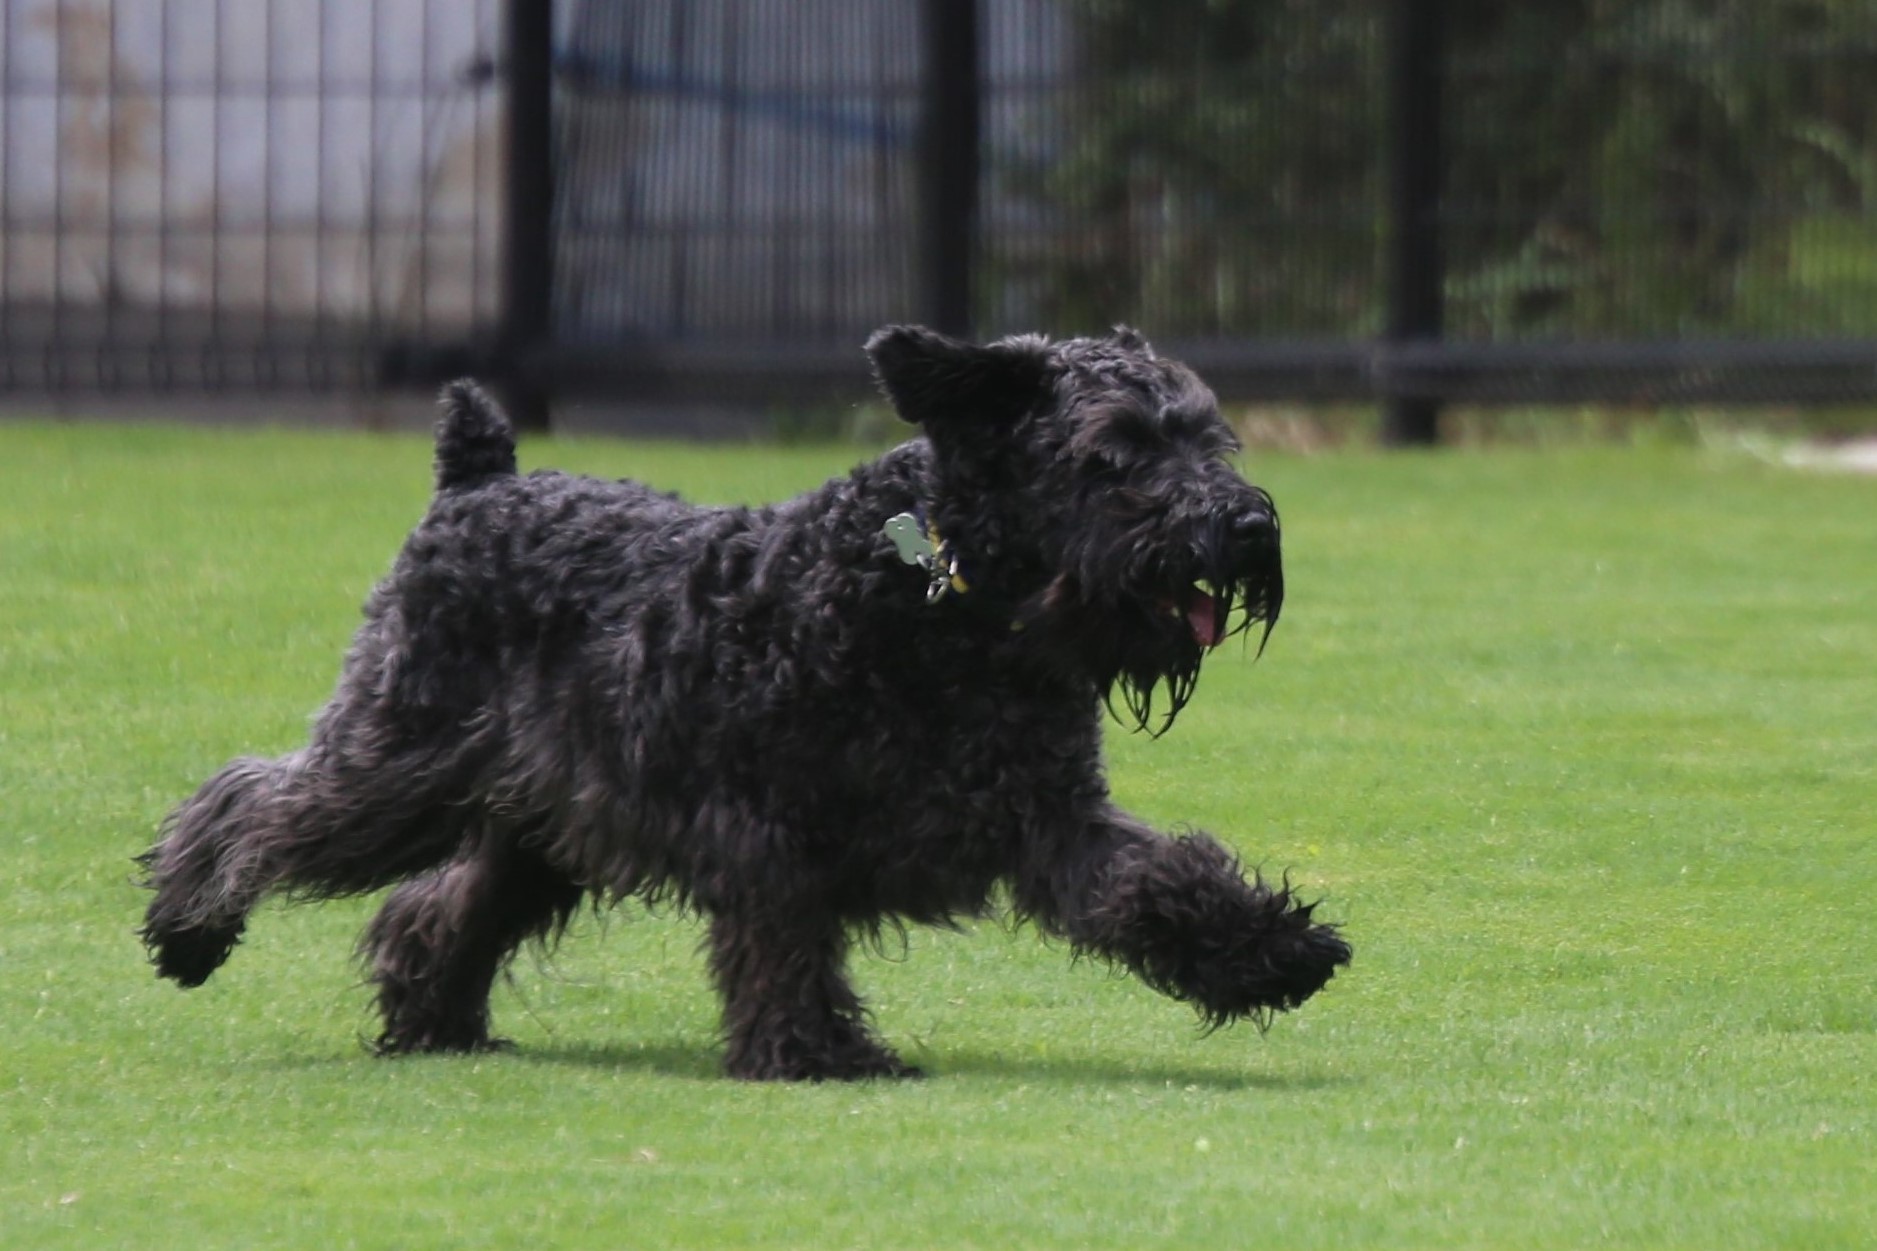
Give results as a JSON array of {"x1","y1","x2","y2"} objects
[{"x1": 139, "y1": 326, "x2": 1351, "y2": 1079}]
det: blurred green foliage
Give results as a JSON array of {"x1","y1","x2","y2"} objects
[{"x1": 995, "y1": 0, "x2": 1877, "y2": 340}]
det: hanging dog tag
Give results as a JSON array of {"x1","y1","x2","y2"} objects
[{"x1": 882, "y1": 513, "x2": 936, "y2": 569}]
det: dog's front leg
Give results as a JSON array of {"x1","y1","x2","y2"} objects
[
  {"x1": 706, "y1": 910, "x2": 920, "y2": 1081},
  {"x1": 1018, "y1": 806, "x2": 1350, "y2": 1026}
]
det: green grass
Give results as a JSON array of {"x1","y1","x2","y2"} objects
[{"x1": 3, "y1": 420, "x2": 1874, "y2": 1248}]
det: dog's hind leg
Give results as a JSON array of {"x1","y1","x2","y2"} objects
[
  {"x1": 707, "y1": 909, "x2": 919, "y2": 1081},
  {"x1": 362, "y1": 827, "x2": 586, "y2": 1054},
  {"x1": 1016, "y1": 806, "x2": 1352, "y2": 1027}
]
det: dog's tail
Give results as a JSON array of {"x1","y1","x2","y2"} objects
[
  {"x1": 433, "y1": 379, "x2": 517, "y2": 491},
  {"x1": 138, "y1": 756, "x2": 285, "y2": 987}
]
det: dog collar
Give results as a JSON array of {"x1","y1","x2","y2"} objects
[
  {"x1": 882, "y1": 508, "x2": 1027, "y2": 632},
  {"x1": 883, "y1": 508, "x2": 970, "y2": 603}
]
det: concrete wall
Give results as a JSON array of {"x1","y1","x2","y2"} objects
[{"x1": 0, "y1": 0, "x2": 501, "y2": 329}]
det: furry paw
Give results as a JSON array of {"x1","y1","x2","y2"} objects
[
  {"x1": 1082, "y1": 833, "x2": 1353, "y2": 1027},
  {"x1": 144, "y1": 921, "x2": 244, "y2": 988}
]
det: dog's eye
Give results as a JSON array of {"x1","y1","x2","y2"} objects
[
  {"x1": 1078, "y1": 448, "x2": 1135, "y2": 481},
  {"x1": 1108, "y1": 485, "x2": 1162, "y2": 520},
  {"x1": 1160, "y1": 407, "x2": 1239, "y2": 458}
]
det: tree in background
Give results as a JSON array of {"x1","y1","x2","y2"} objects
[{"x1": 998, "y1": 0, "x2": 1877, "y2": 341}]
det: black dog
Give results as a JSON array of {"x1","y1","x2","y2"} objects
[{"x1": 140, "y1": 326, "x2": 1350, "y2": 1079}]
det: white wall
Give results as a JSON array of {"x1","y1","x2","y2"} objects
[{"x1": 0, "y1": 0, "x2": 501, "y2": 327}]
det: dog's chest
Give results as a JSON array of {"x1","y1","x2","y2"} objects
[{"x1": 836, "y1": 685, "x2": 1103, "y2": 833}]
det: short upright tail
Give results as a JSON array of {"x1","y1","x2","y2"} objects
[{"x1": 433, "y1": 379, "x2": 517, "y2": 491}]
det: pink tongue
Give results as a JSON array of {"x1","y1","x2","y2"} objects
[{"x1": 1186, "y1": 591, "x2": 1222, "y2": 648}]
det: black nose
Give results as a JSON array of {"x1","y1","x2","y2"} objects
[{"x1": 1229, "y1": 502, "x2": 1276, "y2": 542}]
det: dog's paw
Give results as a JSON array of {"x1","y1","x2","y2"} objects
[{"x1": 143, "y1": 921, "x2": 244, "y2": 988}]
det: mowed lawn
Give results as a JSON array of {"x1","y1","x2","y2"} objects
[{"x1": 2, "y1": 419, "x2": 1873, "y2": 1249}]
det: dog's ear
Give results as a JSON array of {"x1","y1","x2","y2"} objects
[{"x1": 865, "y1": 325, "x2": 1052, "y2": 429}]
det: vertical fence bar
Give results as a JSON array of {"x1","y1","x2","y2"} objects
[
  {"x1": 1, "y1": 1, "x2": 13, "y2": 388},
  {"x1": 207, "y1": 0, "x2": 223, "y2": 389},
  {"x1": 102, "y1": 0, "x2": 119, "y2": 389},
  {"x1": 416, "y1": 0, "x2": 432, "y2": 352},
  {"x1": 920, "y1": 0, "x2": 978, "y2": 339},
  {"x1": 500, "y1": 0, "x2": 553, "y2": 429},
  {"x1": 313, "y1": 0, "x2": 329, "y2": 386},
  {"x1": 1383, "y1": 0, "x2": 1444, "y2": 445},
  {"x1": 51, "y1": 0, "x2": 66, "y2": 387},
  {"x1": 365, "y1": 0, "x2": 382, "y2": 391},
  {"x1": 260, "y1": 0, "x2": 276, "y2": 387}
]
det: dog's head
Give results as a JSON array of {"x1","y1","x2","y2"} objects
[{"x1": 867, "y1": 325, "x2": 1283, "y2": 733}]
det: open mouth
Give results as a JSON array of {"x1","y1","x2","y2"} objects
[{"x1": 1159, "y1": 585, "x2": 1226, "y2": 649}]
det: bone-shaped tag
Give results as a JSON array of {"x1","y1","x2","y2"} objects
[{"x1": 882, "y1": 512, "x2": 936, "y2": 568}]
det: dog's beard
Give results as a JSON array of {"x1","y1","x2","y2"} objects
[
  {"x1": 1044, "y1": 556, "x2": 1283, "y2": 737},
  {"x1": 1110, "y1": 569, "x2": 1281, "y2": 735},
  {"x1": 1026, "y1": 487, "x2": 1284, "y2": 734}
]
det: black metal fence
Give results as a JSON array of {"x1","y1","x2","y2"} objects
[{"x1": 7, "y1": 0, "x2": 1877, "y2": 432}]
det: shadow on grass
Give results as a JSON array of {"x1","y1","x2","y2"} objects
[
  {"x1": 516, "y1": 1037, "x2": 1353, "y2": 1092},
  {"x1": 519, "y1": 1038, "x2": 724, "y2": 1080},
  {"x1": 926, "y1": 1047, "x2": 1353, "y2": 1091}
]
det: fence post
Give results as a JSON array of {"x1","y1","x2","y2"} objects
[
  {"x1": 920, "y1": 0, "x2": 980, "y2": 339},
  {"x1": 500, "y1": 0, "x2": 554, "y2": 431},
  {"x1": 1383, "y1": 0, "x2": 1444, "y2": 446}
]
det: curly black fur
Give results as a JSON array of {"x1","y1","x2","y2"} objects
[{"x1": 138, "y1": 328, "x2": 1349, "y2": 1080}]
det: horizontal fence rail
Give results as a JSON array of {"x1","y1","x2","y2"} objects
[{"x1": 543, "y1": 336, "x2": 1877, "y2": 408}]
